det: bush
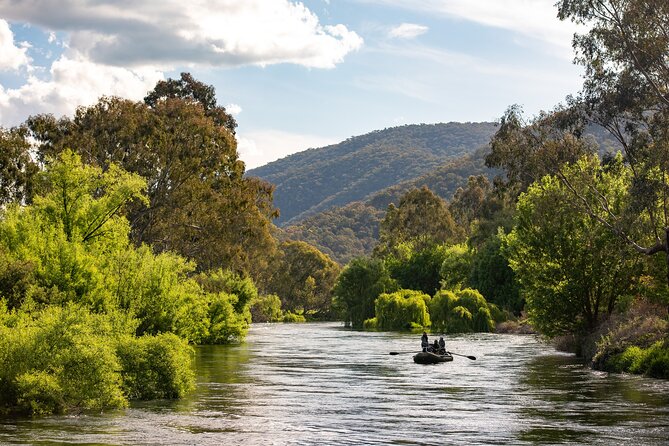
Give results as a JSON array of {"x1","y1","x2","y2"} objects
[
  {"x1": 202, "y1": 292, "x2": 249, "y2": 344},
  {"x1": 250, "y1": 294, "x2": 283, "y2": 322},
  {"x1": 429, "y1": 288, "x2": 495, "y2": 333},
  {"x1": 603, "y1": 342, "x2": 669, "y2": 379},
  {"x1": 590, "y1": 299, "x2": 668, "y2": 370},
  {"x1": 116, "y1": 333, "x2": 195, "y2": 400},
  {"x1": 363, "y1": 317, "x2": 378, "y2": 329},
  {"x1": 0, "y1": 305, "x2": 129, "y2": 415},
  {"x1": 375, "y1": 289, "x2": 430, "y2": 331},
  {"x1": 0, "y1": 305, "x2": 196, "y2": 415},
  {"x1": 281, "y1": 311, "x2": 306, "y2": 323}
]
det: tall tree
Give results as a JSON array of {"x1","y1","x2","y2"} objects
[
  {"x1": 503, "y1": 155, "x2": 644, "y2": 336},
  {"x1": 26, "y1": 76, "x2": 277, "y2": 277},
  {"x1": 332, "y1": 257, "x2": 397, "y2": 328},
  {"x1": 374, "y1": 186, "x2": 464, "y2": 257},
  {"x1": 265, "y1": 241, "x2": 340, "y2": 318},
  {"x1": 0, "y1": 126, "x2": 38, "y2": 206},
  {"x1": 144, "y1": 72, "x2": 237, "y2": 134},
  {"x1": 554, "y1": 0, "x2": 669, "y2": 283}
]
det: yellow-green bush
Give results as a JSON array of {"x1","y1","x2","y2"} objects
[
  {"x1": 281, "y1": 311, "x2": 306, "y2": 323},
  {"x1": 430, "y1": 288, "x2": 496, "y2": 333},
  {"x1": 0, "y1": 305, "x2": 129, "y2": 415},
  {"x1": 116, "y1": 333, "x2": 195, "y2": 400},
  {"x1": 0, "y1": 304, "x2": 195, "y2": 416},
  {"x1": 604, "y1": 341, "x2": 669, "y2": 379},
  {"x1": 363, "y1": 317, "x2": 378, "y2": 330},
  {"x1": 375, "y1": 289, "x2": 430, "y2": 330}
]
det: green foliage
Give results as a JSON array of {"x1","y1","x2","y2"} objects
[
  {"x1": 250, "y1": 294, "x2": 283, "y2": 323},
  {"x1": 362, "y1": 317, "x2": 378, "y2": 330},
  {"x1": 0, "y1": 304, "x2": 196, "y2": 415},
  {"x1": 265, "y1": 240, "x2": 340, "y2": 319},
  {"x1": 386, "y1": 243, "x2": 451, "y2": 296},
  {"x1": 468, "y1": 233, "x2": 522, "y2": 315},
  {"x1": 196, "y1": 269, "x2": 257, "y2": 316},
  {"x1": 202, "y1": 292, "x2": 249, "y2": 344},
  {"x1": 439, "y1": 243, "x2": 473, "y2": 290},
  {"x1": 0, "y1": 305, "x2": 130, "y2": 415},
  {"x1": 503, "y1": 156, "x2": 644, "y2": 337},
  {"x1": 332, "y1": 257, "x2": 397, "y2": 328},
  {"x1": 429, "y1": 288, "x2": 496, "y2": 334},
  {"x1": 116, "y1": 333, "x2": 195, "y2": 400},
  {"x1": 27, "y1": 76, "x2": 277, "y2": 279},
  {"x1": 0, "y1": 126, "x2": 38, "y2": 206},
  {"x1": 375, "y1": 186, "x2": 464, "y2": 257},
  {"x1": 375, "y1": 289, "x2": 430, "y2": 331},
  {"x1": 281, "y1": 311, "x2": 307, "y2": 323},
  {"x1": 603, "y1": 342, "x2": 669, "y2": 379}
]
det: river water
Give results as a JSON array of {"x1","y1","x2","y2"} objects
[{"x1": 1, "y1": 322, "x2": 668, "y2": 445}]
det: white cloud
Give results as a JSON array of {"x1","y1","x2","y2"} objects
[
  {"x1": 0, "y1": 0, "x2": 363, "y2": 69},
  {"x1": 0, "y1": 19, "x2": 30, "y2": 70},
  {"x1": 360, "y1": 0, "x2": 579, "y2": 53},
  {"x1": 225, "y1": 103, "x2": 242, "y2": 116},
  {"x1": 238, "y1": 129, "x2": 339, "y2": 169},
  {"x1": 0, "y1": 55, "x2": 162, "y2": 126},
  {"x1": 389, "y1": 23, "x2": 428, "y2": 39}
]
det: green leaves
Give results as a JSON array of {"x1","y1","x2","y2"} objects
[{"x1": 503, "y1": 156, "x2": 644, "y2": 336}]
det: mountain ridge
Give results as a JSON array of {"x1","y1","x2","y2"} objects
[{"x1": 248, "y1": 122, "x2": 498, "y2": 226}]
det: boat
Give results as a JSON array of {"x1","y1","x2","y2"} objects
[{"x1": 413, "y1": 351, "x2": 453, "y2": 364}]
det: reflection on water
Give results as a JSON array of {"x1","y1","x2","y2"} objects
[{"x1": 1, "y1": 323, "x2": 668, "y2": 445}]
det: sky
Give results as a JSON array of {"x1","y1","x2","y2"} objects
[{"x1": 0, "y1": 0, "x2": 585, "y2": 169}]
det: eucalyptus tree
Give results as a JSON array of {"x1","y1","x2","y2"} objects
[
  {"x1": 488, "y1": 1, "x2": 669, "y2": 284},
  {"x1": 503, "y1": 155, "x2": 644, "y2": 336},
  {"x1": 25, "y1": 75, "x2": 277, "y2": 277}
]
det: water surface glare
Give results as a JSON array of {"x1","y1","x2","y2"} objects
[{"x1": 2, "y1": 322, "x2": 669, "y2": 445}]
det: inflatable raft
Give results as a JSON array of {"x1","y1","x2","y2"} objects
[{"x1": 413, "y1": 351, "x2": 454, "y2": 364}]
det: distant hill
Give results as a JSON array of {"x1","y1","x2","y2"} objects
[
  {"x1": 248, "y1": 122, "x2": 498, "y2": 226},
  {"x1": 253, "y1": 121, "x2": 623, "y2": 264},
  {"x1": 280, "y1": 148, "x2": 494, "y2": 263}
]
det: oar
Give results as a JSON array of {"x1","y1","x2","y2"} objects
[
  {"x1": 447, "y1": 351, "x2": 476, "y2": 360},
  {"x1": 389, "y1": 351, "x2": 416, "y2": 355}
]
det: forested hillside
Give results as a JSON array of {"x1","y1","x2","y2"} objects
[
  {"x1": 280, "y1": 148, "x2": 494, "y2": 263},
  {"x1": 248, "y1": 122, "x2": 497, "y2": 225}
]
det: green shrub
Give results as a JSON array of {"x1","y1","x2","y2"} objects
[
  {"x1": 250, "y1": 294, "x2": 283, "y2": 322},
  {"x1": 116, "y1": 333, "x2": 195, "y2": 400},
  {"x1": 363, "y1": 317, "x2": 378, "y2": 329},
  {"x1": 281, "y1": 311, "x2": 306, "y2": 323},
  {"x1": 429, "y1": 288, "x2": 495, "y2": 333},
  {"x1": 375, "y1": 289, "x2": 430, "y2": 331},
  {"x1": 603, "y1": 341, "x2": 669, "y2": 378},
  {"x1": 644, "y1": 342, "x2": 669, "y2": 379},
  {"x1": 202, "y1": 292, "x2": 249, "y2": 344},
  {"x1": 14, "y1": 371, "x2": 63, "y2": 416},
  {"x1": 0, "y1": 305, "x2": 129, "y2": 415}
]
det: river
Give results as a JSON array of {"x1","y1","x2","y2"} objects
[{"x1": 1, "y1": 322, "x2": 668, "y2": 445}]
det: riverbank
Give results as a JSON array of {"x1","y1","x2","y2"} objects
[{"x1": 555, "y1": 300, "x2": 669, "y2": 379}]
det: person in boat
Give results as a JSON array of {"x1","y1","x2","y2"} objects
[
  {"x1": 438, "y1": 337, "x2": 446, "y2": 354},
  {"x1": 432, "y1": 339, "x2": 439, "y2": 353},
  {"x1": 421, "y1": 332, "x2": 429, "y2": 352}
]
